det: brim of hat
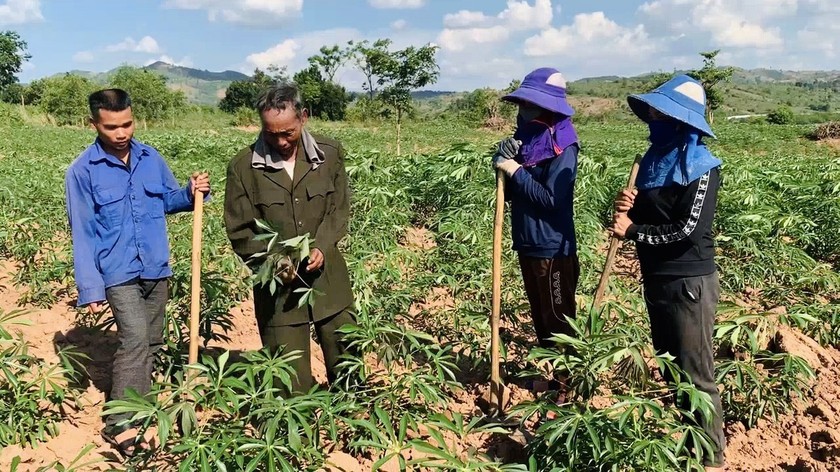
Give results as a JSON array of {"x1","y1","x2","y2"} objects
[
  {"x1": 502, "y1": 86, "x2": 575, "y2": 117},
  {"x1": 627, "y1": 92, "x2": 715, "y2": 138}
]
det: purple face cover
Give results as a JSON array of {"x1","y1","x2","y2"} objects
[{"x1": 513, "y1": 114, "x2": 579, "y2": 167}]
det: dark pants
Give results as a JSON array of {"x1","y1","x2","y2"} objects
[
  {"x1": 644, "y1": 272, "x2": 725, "y2": 467},
  {"x1": 257, "y1": 309, "x2": 356, "y2": 395},
  {"x1": 104, "y1": 277, "x2": 168, "y2": 431},
  {"x1": 519, "y1": 254, "x2": 580, "y2": 348}
]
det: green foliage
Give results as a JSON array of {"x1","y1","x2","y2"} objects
[
  {"x1": 0, "y1": 117, "x2": 838, "y2": 469},
  {"x1": 38, "y1": 73, "x2": 97, "y2": 125},
  {"x1": 293, "y1": 65, "x2": 350, "y2": 121},
  {"x1": 219, "y1": 68, "x2": 277, "y2": 113},
  {"x1": 0, "y1": 309, "x2": 84, "y2": 448},
  {"x1": 0, "y1": 30, "x2": 30, "y2": 92},
  {"x1": 767, "y1": 106, "x2": 795, "y2": 124},
  {"x1": 687, "y1": 50, "x2": 735, "y2": 121},
  {"x1": 109, "y1": 66, "x2": 187, "y2": 123},
  {"x1": 347, "y1": 39, "x2": 394, "y2": 100}
]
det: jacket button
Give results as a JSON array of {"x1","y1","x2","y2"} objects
[
  {"x1": 298, "y1": 221, "x2": 303, "y2": 227},
  {"x1": 294, "y1": 198, "x2": 299, "y2": 203}
]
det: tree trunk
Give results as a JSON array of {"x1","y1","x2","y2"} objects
[
  {"x1": 396, "y1": 109, "x2": 402, "y2": 157},
  {"x1": 708, "y1": 109, "x2": 714, "y2": 125}
]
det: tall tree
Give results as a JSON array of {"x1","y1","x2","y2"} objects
[
  {"x1": 293, "y1": 64, "x2": 350, "y2": 121},
  {"x1": 39, "y1": 74, "x2": 97, "y2": 126},
  {"x1": 0, "y1": 31, "x2": 30, "y2": 93},
  {"x1": 309, "y1": 45, "x2": 348, "y2": 83},
  {"x1": 378, "y1": 44, "x2": 439, "y2": 155},
  {"x1": 348, "y1": 39, "x2": 393, "y2": 100},
  {"x1": 688, "y1": 50, "x2": 734, "y2": 124},
  {"x1": 219, "y1": 67, "x2": 278, "y2": 113},
  {"x1": 110, "y1": 66, "x2": 186, "y2": 127}
]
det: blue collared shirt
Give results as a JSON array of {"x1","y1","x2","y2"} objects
[{"x1": 65, "y1": 138, "x2": 195, "y2": 306}]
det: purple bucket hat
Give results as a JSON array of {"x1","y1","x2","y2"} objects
[{"x1": 502, "y1": 67, "x2": 575, "y2": 117}]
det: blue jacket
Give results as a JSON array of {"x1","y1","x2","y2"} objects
[
  {"x1": 507, "y1": 144, "x2": 578, "y2": 258},
  {"x1": 65, "y1": 139, "x2": 196, "y2": 306}
]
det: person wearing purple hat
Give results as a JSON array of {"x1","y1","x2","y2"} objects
[
  {"x1": 491, "y1": 68, "x2": 581, "y2": 391},
  {"x1": 611, "y1": 74, "x2": 725, "y2": 470}
]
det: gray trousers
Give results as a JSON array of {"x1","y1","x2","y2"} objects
[
  {"x1": 643, "y1": 272, "x2": 726, "y2": 467},
  {"x1": 104, "y1": 277, "x2": 168, "y2": 431}
]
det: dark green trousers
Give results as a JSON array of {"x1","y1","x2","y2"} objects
[{"x1": 257, "y1": 308, "x2": 356, "y2": 395}]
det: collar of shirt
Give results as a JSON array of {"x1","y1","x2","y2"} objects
[{"x1": 88, "y1": 138, "x2": 150, "y2": 169}]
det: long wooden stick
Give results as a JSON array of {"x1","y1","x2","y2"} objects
[
  {"x1": 592, "y1": 155, "x2": 642, "y2": 309},
  {"x1": 188, "y1": 189, "x2": 204, "y2": 367},
  {"x1": 490, "y1": 169, "x2": 505, "y2": 415}
]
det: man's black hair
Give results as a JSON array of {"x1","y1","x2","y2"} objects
[
  {"x1": 89, "y1": 89, "x2": 132, "y2": 120},
  {"x1": 255, "y1": 82, "x2": 304, "y2": 118}
]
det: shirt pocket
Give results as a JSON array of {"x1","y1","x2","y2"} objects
[
  {"x1": 143, "y1": 181, "x2": 167, "y2": 218},
  {"x1": 254, "y1": 192, "x2": 288, "y2": 232},
  {"x1": 305, "y1": 179, "x2": 334, "y2": 223},
  {"x1": 92, "y1": 186, "x2": 127, "y2": 227}
]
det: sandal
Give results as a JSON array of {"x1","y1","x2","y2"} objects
[{"x1": 101, "y1": 427, "x2": 151, "y2": 459}]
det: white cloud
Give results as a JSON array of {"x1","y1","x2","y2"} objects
[
  {"x1": 105, "y1": 36, "x2": 162, "y2": 54},
  {"x1": 72, "y1": 51, "x2": 95, "y2": 63},
  {"x1": 146, "y1": 55, "x2": 195, "y2": 67},
  {"x1": 164, "y1": 0, "x2": 302, "y2": 26},
  {"x1": 524, "y1": 11, "x2": 654, "y2": 59},
  {"x1": 638, "y1": 0, "x2": 787, "y2": 48},
  {"x1": 368, "y1": 0, "x2": 424, "y2": 9},
  {"x1": 437, "y1": 26, "x2": 509, "y2": 52},
  {"x1": 0, "y1": 0, "x2": 43, "y2": 25},
  {"x1": 443, "y1": 10, "x2": 490, "y2": 28},
  {"x1": 246, "y1": 39, "x2": 301, "y2": 70},
  {"x1": 499, "y1": 0, "x2": 553, "y2": 30},
  {"x1": 437, "y1": 0, "x2": 553, "y2": 52},
  {"x1": 391, "y1": 19, "x2": 407, "y2": 30}
]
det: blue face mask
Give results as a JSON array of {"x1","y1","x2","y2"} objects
[{"x1": 648, "y1": 121, "x2": 681, "y2": 147}]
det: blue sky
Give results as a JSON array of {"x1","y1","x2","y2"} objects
[{"x1": 5, "y1": 0, "x2": 838, "y2": 91}]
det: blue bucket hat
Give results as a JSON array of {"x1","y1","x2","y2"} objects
[
  {"x1": 502, "y1": 67, "x2": 575, "y2": 116},
  {"x1": 627, "y1": 74, "x2": 715, "y2": 138}
]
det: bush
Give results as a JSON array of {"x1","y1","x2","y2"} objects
[
  {"x1": 767, "y1": 106, "x2": 794, "y2": 124},
  {"x1": 0, "y1": 102, "x2": 22, "y2": 126},
  {"x1": 230, "y1": 106, "x2": 258, "y2": 127}
]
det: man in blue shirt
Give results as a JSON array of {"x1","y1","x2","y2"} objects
[
  {"x1": 65, "y1": 88, "x2": 210, "y2": 457},
  {"x1": 491, "y1": 68, "x2": 580, "y2": 394}
]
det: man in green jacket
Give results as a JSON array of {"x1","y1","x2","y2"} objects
[{"x1": 224, "y1": 82, "x2": 355, "y2": 394}]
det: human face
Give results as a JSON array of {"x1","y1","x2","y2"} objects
[
  {"x1": 518, "y1": 103, "x2": 544, "y2": 122},
  {"x1": 260, "y1": 106, "x2": 308, "y2": 159},
  {"x1": 648, "y1": 106, "x2": 671, "y2": 121},
  {"x1": 91, "y1": 108, "x2": 134, "y2": 155}
]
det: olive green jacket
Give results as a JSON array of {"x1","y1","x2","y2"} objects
[{"x1": 224, "y1": 133, "x2": 353, "y2": 326}]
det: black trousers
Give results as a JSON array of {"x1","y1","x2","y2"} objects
[
  {"x1": 519, "y1": 254, "x2": 580, "y2": 348},
  {"x1": 644, "y1": 272, "x2": 726, "y2": 467}
]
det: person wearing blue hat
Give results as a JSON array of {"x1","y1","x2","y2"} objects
[
  {"x1": 610, "y1": 74, "x2": 725, "y2": 470},
  {"x1": 491, "y1": 68, "x2": 581, "y2": 393}
]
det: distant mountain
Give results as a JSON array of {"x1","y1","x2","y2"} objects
[
  {"x1": 49, "y1": 62, "x2": 251, "y2": 106},
  {"x1": 144, "y1": 61, "x2": 250, "y2": 83}
]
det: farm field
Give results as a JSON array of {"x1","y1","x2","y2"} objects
[{"x1": 0, "y1": 117, "x2": 839, "y2": 471}]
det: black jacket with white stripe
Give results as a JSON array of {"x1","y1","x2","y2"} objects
[{"x1": 626, "y1": 167, "x2": 720, "y2": 278}]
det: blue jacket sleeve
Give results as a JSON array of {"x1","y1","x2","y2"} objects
[
  {"x1": 155, "y1": 151, "x2": 209, "y2": 214},
  {"x1": 65, "y1": 166, "x2": 105, "y2": 306},
  {"x1": 508, "y1": 145, "x2": 578, "y2": 210}
]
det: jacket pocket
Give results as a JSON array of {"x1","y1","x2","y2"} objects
[
  {"x1": 305, "y1": 179, "x2": 333, "y2": 222},
  {"x1": 142, "y1": 181, "x2": 166, "y2": 218},
  {"x1": 93, "y1": 186, "x2": 127, "y2": 227}
]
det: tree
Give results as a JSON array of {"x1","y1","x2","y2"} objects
[
  {"x1": 309, "y1": 45, "x2": 348, "y2": 83},
  {"x1": 767, "y1": 106, "x2": 794, "y2": 124},
  {"x1": 348, "y1": 39, "x2": 393, "y2": 100},
  {"x1": 219, "y1": 67, "x2": 278, "y2": 113},
  {"x1": 0, "y1": 31, "x2": 30, "y2": 93},
  {"x1": 687, "y1": 50, "x2": 734, "y2": 124},
  {"x1": 110, "y1": 66, "x2": 186, "y2": 126},
  {"x1": 293, "y1": 64, "x2": 350, "y2": 121},
  {"x1": 39, "y1": 74, "x2": 97, "y2": 126},
  {"x1": 378, "y1": 44, "x2": 439, "y2": 155}
]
